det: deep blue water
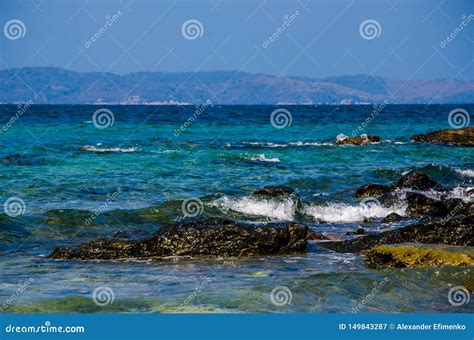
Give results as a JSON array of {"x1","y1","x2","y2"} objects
[{"x1": 0, "y1": 104, "x2": 472, "y2": 313}]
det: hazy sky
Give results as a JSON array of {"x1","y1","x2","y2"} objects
[{"x1": 1, "y1": 0, "x2": 473, "y2": 80}]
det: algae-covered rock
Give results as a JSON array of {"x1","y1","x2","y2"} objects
[
  {"x1": 411, "y1": 126, "x2": 474, "y2": 147},
  {"x1": 50, "y1": 218, "x2": 312, "y2": 260},
  {"x1": 364, "y1": 244, "x2": 474, "y2": 268}
]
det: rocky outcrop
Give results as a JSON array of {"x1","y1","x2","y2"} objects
[
  {"x1": 411, "y1": 126, "x2": 474, "y2": 147},
  {"x1": 406, "y1": 192, "x2": 448, "y2": 217},
  {"x1": 49, "y1": 218, "x2": 312, "y2": 260},
  {"x1": 253, "y1": 186, "x2": 296, "y2": 197},
  {"x1": 392, "y1": 170, "x2": 441, "y2": 191},
  {"x1": 336, "y1": 134, "x2": 380, "y2": 145},
  {"x1": 382, "y1": 213, "x2": 403, "y2": 223},
  {"x1": 364, "y1": 244, "x2": 474, "y2": 268},
  {"x1": 319, "y1": 215, "x2": 473, "y2": 253},
  {"x1": 355, "y1": 184, "x2": 391, "y2": 198}
]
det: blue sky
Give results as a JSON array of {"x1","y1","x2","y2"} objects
[{"x1": 1, "y1": 0, "x2": 473, "y2": 79}]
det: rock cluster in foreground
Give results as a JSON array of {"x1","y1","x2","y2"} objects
[
  {"x1": 50, "y1": 218, "x2": 313, "y2": 260},
  {"x1": 364, "y1": 244, "x2": 474, "y2": 268},
  {"x1": 319, "y1": 215, "x2": 473, "y2": 253},
  {"x1": 411, "y1": 126, "x2": 473, "y2": 147}
]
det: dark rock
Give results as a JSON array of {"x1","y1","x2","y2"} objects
[
  {"x1": 346, "y1": 228, "x2": 365, "y2": 236},
  {"x1": 319, "y1": 215, "x2": 473, "y2": 253},
  {"x1": 307, "y1": 229, "x2": 327, "y2": 240},
  {"x1": 355, "y1": 184, "x2": 391, "y2": 198},
  {"x1": 252, "y1": 186, "x2": 295, "y2": 197},
  {"x1": 406, "y1": 192, "x2": 448, "y2": 218},
  {"x1": 336, "y1": 134, "x2": 380, "y2": 145},
  {"x1": 1, "y1": 154, "x2": 21, "y2": 164},
  {"x1": 49, "y1": 218, "x2": 312, "y2": 260},
  {"x1": 382, "y1": 213, "x2": 403, "y2": 223},
  {"x1": 362, "y1": 218, "x2": 372, "y2": 224},
  {"x1": 411, "y1": 126, "x2": 474, "y2": 147},
  {"x1": 364, "y1": 244, "x2": 474, "y2": 268},
  {"x1": 393, "y1": 170, "x2": 441, "y2": 191}
]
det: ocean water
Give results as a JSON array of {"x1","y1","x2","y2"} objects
[{"x1": 0, "y1": 104, "x2": 472, "y2": 313}]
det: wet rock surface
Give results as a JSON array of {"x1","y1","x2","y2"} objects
[
  {"x1": 50, "y1": 218, "x2": 312, "y2": 260},
  {"x1": 382, "y1": 213, "x2": 403, "y2": 223},
  {"x1": 319, "y1": 215, "x2": 474, "y2": 253},
  {"x1": 252, "y1": 185, "x2": 296, "y2": 197},
  {"x1": 336, "y1": 134, "x2": 380, "y2": 145},
  {"x1": 411, "y1": 126, "x2": 474, "y2": 147},
  {"x1": 364, "y1": 244, "x2": 474, "y2": 268}
]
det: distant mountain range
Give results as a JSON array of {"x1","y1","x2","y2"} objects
[{"x1": 1, "y1": 67, "x2": 473, "y2": 104}]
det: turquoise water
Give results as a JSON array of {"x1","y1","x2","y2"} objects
[{"x1": 0, "y1": 104, "x2": 472, "y2": 313}]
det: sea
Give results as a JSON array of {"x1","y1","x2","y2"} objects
[{"x1": 0, "y1": 104, "x2": 472, "y2": 313}]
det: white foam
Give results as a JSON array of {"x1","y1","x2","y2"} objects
[
  {"x1": 303, "y1": 202, "x2": 406, "y2": 223},
  {"x1": 289, "y1": 141, "x2": 333, "y2": 146},
  {"x1": 455, "y1": 169, "x2": 474, "y2": 178},
  {"x1": 249, "y1": 154, "x2": 281, "y2": 163},
  {"x1": 80, "y1": 145, "x2": 139, "y2": 153},
  {"x1": 210, "y1": 196, "x2": 295, "y2": 221}
]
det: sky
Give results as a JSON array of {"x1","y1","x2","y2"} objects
[{"x1": 0, "y1": 0, "x2": 473, "y2": 80}]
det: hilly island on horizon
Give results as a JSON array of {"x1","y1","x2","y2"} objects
[{"x1": 1, "y1": 66, "x2": 473, "y2": 105}]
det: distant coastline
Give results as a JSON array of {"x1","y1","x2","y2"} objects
[{"x1": 1, "y1": 67, "x2": 473, "y2": 105}]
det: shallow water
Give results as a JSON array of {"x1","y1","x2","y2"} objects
[{"x1": 0, "y1": 104, "x2": 473, "y2": 313}]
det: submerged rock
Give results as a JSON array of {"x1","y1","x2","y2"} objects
[
  {"x1": 411, "y1": 126, "x2": 474, "y2": 147},
  {"x1": 252, "y1": 186, "x2": 295, "y2": 197},
  {"x1": 336, "y1": 134, "x2": 380, "y2": 145},
  {"x1": 49, "y1": 218, "x2": 312, "y2": 260},
  {"x1": 319, "y1": 215, "x2": 473, "y2": 253},
  {"x1": 364, "y1": 244, "x2": 474, "y2": 268}
]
